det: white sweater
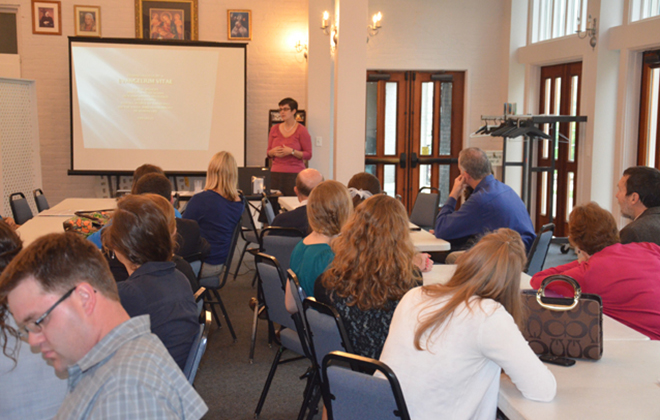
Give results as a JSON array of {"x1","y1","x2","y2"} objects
[{"x1": 379, "y1": 287, "x2": 556, "y2": 420}]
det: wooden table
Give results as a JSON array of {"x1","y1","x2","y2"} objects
[
  {"x1": 498, "y1": 340, "x2": 660, "y2": 419},
  {"x1": 17, "y1": 198, "x2": 117, "y2": 246}
]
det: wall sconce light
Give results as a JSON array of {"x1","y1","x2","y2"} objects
[
  {"x1": 295, "y1": 40, "x2": 308, "y2": 60},
  {"x1": 576, "y1": 15, "x2": 597, "y2": 50},
  {"x1": 321, "y1": 11, "x2": 330, "y2": 35},
  {"x1": 368, "y1": 12, "x2": 382, "y2": 36}
]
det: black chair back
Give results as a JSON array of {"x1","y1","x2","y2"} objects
[
  {"x1": 525, "y1": 223, "x2": 555, "y2": 276},
  {"x1": 260, "y1": 227, "x2": 304, "y2": 273},
  {"x1": 322, "y1": 351, "x2": 411, "y2": 420},
  {"x1": 183, "y1": 310, "x2": 212, "y2": 385},
  {"x1": 9, "y1": 192, "x2": 33, "y2": 224},
  {"x1": 303, "y1": 297, "x2": 353, "y2": 373},
  {"x1": 33, "y1": 188, "x2": 50, "y2": 212},
  {"x1": 409, "y1": 187, "x2": 440, "y2": 230}
]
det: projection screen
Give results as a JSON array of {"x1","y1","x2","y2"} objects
[{"x1": 68, "y1": 37, "x2": 246, "y2": 175}]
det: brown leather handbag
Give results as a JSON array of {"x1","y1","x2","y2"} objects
[{"x1": 521, "y1": 275, "x2": 603, "y2": 360}]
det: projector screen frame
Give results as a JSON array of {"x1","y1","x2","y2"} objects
[{"x1": 67, "y1": 36, "x2": 247, "y2": 176}]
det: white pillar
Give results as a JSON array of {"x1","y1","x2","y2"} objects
[
  {"x1": 332, "y1": 0, "x2": 368, "y2": 184},
  {"x1": 307, "y1": 0, "x2": 335, "y2": 179}
]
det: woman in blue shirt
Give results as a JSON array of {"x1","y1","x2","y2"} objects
[{"x1": 183, "y1": 151, "x2": 244, "y2": 279}]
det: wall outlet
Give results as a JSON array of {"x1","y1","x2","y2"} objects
[{"x1": 316, "y1": 136, "x2": 322, "y2": 146}]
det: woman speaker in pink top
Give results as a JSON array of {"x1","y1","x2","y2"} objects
[{"x1": 267, "y1": 98, "x2": 312, "y2": 196}]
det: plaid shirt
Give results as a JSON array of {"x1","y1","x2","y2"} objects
[{"x1": 55, "y1": 315, "x2": 207, "y2": 419}]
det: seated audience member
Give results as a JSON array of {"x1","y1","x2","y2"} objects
[
  {"x1": 616, "y1": 166, "x2": 660, "y2": 246},
  {"x1": 434, "y1": 147, "x2": 536, "y2": 251},
  {"x1": 0, "y1": 232, "x2": 207, "y2": 419},
  {"x1": 103, "y1": 194, "x2": 199, "y2": 370},
  {"x1": 315, "y1": 194, "x2": 420, "y2": 359},
  {"x1": 87, "y1": 163, "x2": 181, "y2": 249},
  {"x1": 271, "y1": 168, "x2": 324, "y2": 235},
  {"x1": 183, "y1": 151, "x2": 244, "y2": 280},
  {"x1": 380, "y1": 229, "x2": 556, "y2": 419},
  {"x1": 0, "y1": 216, "x2": 16, "y2": 228},
  {"x1": 105, "y1": 173, "x2": 207, "y2": 290},
  {"x1": 288, "y1": 180, "x2": 353, "y2": 299},
  {"x1": 531, "y1": 202, "x2": 660, "y2": 340},
  {"x1": 347, "y1": 171, "x2": 382, "y2": 208},
  {"x1": 0, "y1": 222, "x2": 67, "y2": 420}
]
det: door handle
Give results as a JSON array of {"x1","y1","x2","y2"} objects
[
  {"x1": 411, "y1": 152, "x2": 419, "y2": 169},
  {"x1": 399, "y1": 153, "x2": 406, "y2": 169}
]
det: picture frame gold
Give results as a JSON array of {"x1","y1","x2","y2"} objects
[
  {"x1": 227, "y1": 10, "x2": 251, "y2": 41},
  {"x1": 74, "y1": 5, "x2": 101, "y2": 37},
  {"x1": 135, "y1": 0, "x2": 198, "y2": 40},
  {"x1": 32, "y1": 0, "x2": 62, "y2": 35}
]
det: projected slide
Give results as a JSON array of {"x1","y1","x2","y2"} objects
[
  {"x1": 69, "y1": 39, "x2": 245, "y2": 173},
  {"x1": 72, "y1": 47, "x2": 218, "y2": 150}
]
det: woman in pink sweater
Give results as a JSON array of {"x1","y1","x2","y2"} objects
[{"x1": 531, "y1": 202, "x2": 660, "y2": 340}]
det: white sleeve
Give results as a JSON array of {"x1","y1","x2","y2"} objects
[{"x1": 478, "y1": 307, "x2": 557, "y2": 402}]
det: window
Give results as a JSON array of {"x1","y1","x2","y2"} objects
[
  {"x1": 530, "y1": 0, "x2": 587, "y2": 43},
  {"x1": 630, "y1": 0, "x2": 660, "y2": 22},
  {"x1": 0, "y1": 12, "x2": 18, "y2": 54},
  {"x1": 638, "y1": 51, "x2": 660, "y2": 168}
]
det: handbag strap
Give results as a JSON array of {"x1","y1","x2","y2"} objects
[{"x1": 536, "y1": 274, "x2": 582, "y2": 311}]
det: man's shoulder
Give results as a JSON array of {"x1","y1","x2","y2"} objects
[{"x1": 61, "y1": 332, "x2": 206, "y2": 419}]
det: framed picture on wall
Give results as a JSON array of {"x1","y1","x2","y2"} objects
[
  {"x1": 135, "y1": 0, "x2": 198, "y2": 40},
  {"x1": 227, "y1": 10, "x2": 251, "y2": 41},
  {"x1": 32, "y1": 0, "x2": 61, "y2": 35},
  {"x1": 74, "y1": 5, "x2": 101, "y2": 37}
]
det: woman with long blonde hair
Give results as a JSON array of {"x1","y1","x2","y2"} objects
[
  {"x1": 314, "y1": 194, "x2": 420, "y2": 359},
  {"x1": 183, "y1": 151, "x2": 244, "y2": 279},
  {"x1": 379, "y1": 228, "x2": 556, "y2": 419}
]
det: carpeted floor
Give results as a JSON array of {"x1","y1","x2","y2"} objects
[{"x1": 194, "y1": 244, "x2": 318, "y2": 420}]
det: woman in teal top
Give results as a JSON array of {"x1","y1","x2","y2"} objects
[{"x1": 287, "y1": 180, "x2": 353, "y2": 302}]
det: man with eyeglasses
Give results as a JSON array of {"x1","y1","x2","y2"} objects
[{"x1": 0, "y1": 232, "x2": 207, "y2": 419}]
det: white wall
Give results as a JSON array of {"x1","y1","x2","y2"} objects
[{"x1": 8, "y1": 0, "x2": 308, "y2": 204}]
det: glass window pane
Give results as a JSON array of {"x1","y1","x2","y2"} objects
[
  {"x1": 365, "y1": 82, "x2": 378, "y2": 156},
  {"x1": 420, "y1": 82, "x2": 434, "y2": 156},
  {"x1": 553, "y1": 77, "x2": 562, "y2": 160},
  {"x1": 439, "y1": 82, "x2": 452, "y2": 155},
  {"x1": 566, "y1": 172, "x2": 575, "y2": 222},
  {"x1": 365, "y1": 164, "x2": 376, "y2": 176},
  {"x1": 569, "y1": 75, "x2": 579, "y2": 162},
  {"x1": 419, "y1": 164, "x2": 431, "y2": 190},
  {"x1": 384, "y1": 82, "x2": 397, "y2": 155},
  {"x1": 439, "y1": 165, "x2": 450, "y2": 203},
  {"x1": 543, "y1": 78, "x2": 552, "y2": 159},
  {"x1": 383, "y1": 164, "x2": 396, "y2": 198},
  {"x1": 552, "y1": 169, "x2": 558, "y2": 219},
  {"x1": 541, "y1": 172, "x2": 548, "y2": 216},
  {"x1": 646, "y1": 68, "x2": 659, "y2": 167}
]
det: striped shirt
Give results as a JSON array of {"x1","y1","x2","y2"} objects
[{"x1": 55, "y1": 315, "x2": 207, "y2": 419}]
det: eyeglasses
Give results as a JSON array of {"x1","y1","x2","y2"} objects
[
  {"x1": 279, "y1": 107, "x2": 291, "y2": 112},
  {"x1": 18, "y1": 286, "x2": 76, "y2": 338}
]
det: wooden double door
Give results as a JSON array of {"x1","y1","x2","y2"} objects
[{"x1": 365, "y1": 70, "x2": 465, "y2": 212}]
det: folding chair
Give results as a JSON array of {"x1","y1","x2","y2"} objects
[
  {"x1": 525, "y1": 223, "x2": 555, "y2": 276},
  {"x1": 261, "y1": 192, "x2": 276, "y2": 225},
  {"x1": 322, "y1": 351, "x2": 411, "y2": 420},
  {"x1": 199, "y1": 220, "x2": 240, "y2": 341},
  {"x1": 234, "y1": 195, "x2": 261, "y2": 279},
  {"x1": 253, "y1": 252, "x2": 308, "y2": 419},
  {"x1": 183, "y1": 310, "x2": 212, "y2": 385},
  {"x1": 298, "y1": 297, "x2": 354, "y2": 420},
  {"x1": 409, "y1": 187, "x2": 440, "y2": 231},
  {"x1": 33, "y1": 188, "x2": 50, "y2": 212},
  {"x1": 249, "y1": 227, "x2": 304, "y2": 361},
  {"x1": 9, "y1": 192, "x2": 33, "y2": 225}
]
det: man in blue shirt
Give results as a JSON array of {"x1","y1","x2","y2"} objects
[{"x1": 434, "y1": 147, "x2": 536, "y2": 252}]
